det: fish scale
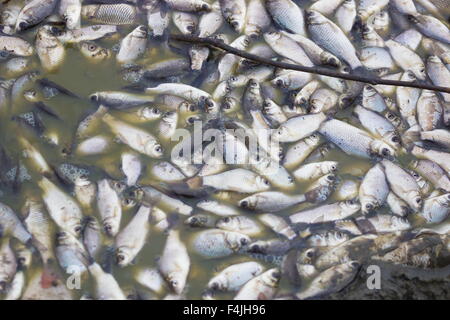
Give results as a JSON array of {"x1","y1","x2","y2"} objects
[{"x1": 84, "y1": 4, "x2": 137, "y2": 25}]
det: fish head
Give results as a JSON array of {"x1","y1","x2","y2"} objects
[
  {"x1": 363, "y1": 85, "x2": 377, "y2": 98},
  {"x1": 186, "y1": 215, "x2": 209, "y2": 228},
  {"x1": 216, "y1": 216, "x2": 238, "y2": 231},
  {"x1": 226, "y1": 232, "x2": 251, "y2": 252},
  {"x1": 273, "y1": 124, "x2": 291, "y2": 142},
  {"x1": 320, "y1": 52, "x2": 341, "y2": 68},
  {"x1": 304, "y1": 134, "x2": 320, "y2": 147},
  {"x1": 412, "y1": 64, "x2": 427, "y2": 81},
  {"x1": 138, "y1": 106, "x2": 162, "y2": 120},
  {"x1": 262, "y1": 98, "x2": 277, "y2": 114},
  {"x1": 62, "y1": 5, "x2": 81, "y2": 29},
  {"x1": 80, "y1": 42, "x2": 110, "y2": 61},
  {"x1": 370, "y1": 139, "x2": 396, "y2": 159},
  {"x1": 344, "y1": 260, "x2": 361, "y2": 272},
  {"x1": 189, "y1": 45, "x2": 209, "y2": 71},
  {"x1": 338, "y1": 93, "x2": 354, "y2": 109},
  {"x1": 222, "y1": 96, "x2": 238, "y2": 113},
  {"x1": 16, "y1": 248, "x2": 32, "y2": 269},
  {"x1": 247, "y1": 240, "x2": 269, "y2": 254},
  {"x1": 167, "y1": 272, "x2": 186, "y2": 295},
  {"x1": 207, "y1": 274, "x2": 227, "y2": 291},
  {"x1": 202, "y1": 97, "x2": 219, "y2": 114},
  {"x1": 437, "y1": 194, "x2": 450, "y2": 207},
  {"x1": 309, "y1": 97, "x2": 325, "y2": 113},
  {"x1": 89, "y1": 92, "x2": 100, "y2": 103},
  {"x1": 407, "y1": 191, "x2": 423, "y2": 212},
  {"x1": 178, "y1": 101, "x2": 196, "y2": 114},
  {"x1": 343, "y1": 199, "x2": 361, "y2": 213},
  {"x1": 263, "y1": 31, "x2": 281, "y2": 44},
  {"x1": 110, "y1": 180, "x2": 127, "y2": 194},
  {"x1": 116, "y1": 248, "x2": 132, "y2": 267},
  {"x1": 360, "y1": 196, "x2": 377, "y2": 215},
  {"x1": 196, "y1": 199, "x2": 215, "y2": 211},
  {"x1": 133, "y1": 25, "x2": 148, "y2": 38},
  {"x1": 196, "y1": 2, "x2": 211, "y2": 12},
  {"x1": 271, "y1": 76, "x2": 288, "y2": 89},
  {"x1": 70, "y1": 223, "x2": 83, "y2": 238},
  {"x1": 254, "y1": 175, "x2": 271, "y2": 191},
  {"x1": 227, "y1": 17, "x2": 243, "y2": 33},
  {"x1": 406, "y1": 14, "x2": 421, "y2": 25},
  {"x1": 323, "y1": 161, "x2": 338, "y2": 173},
  {"x1": 383, "y1": 132, "x2": 401, "y2": 150},
  {"x1": 296, "y1": 263, "x2": 317, "y2": 279},
  {"x1": 262, "y1": 268, "x2": 281, "y2": 287},
  {"x1": 391, "y1": 215, "x2": 411, "y2": 230},
  {"x1": 121, "y1": 197, "x2": 138, "y2": 210},
  {"x1": 81, "y1": 5, "x2": 98, "y2": 20},
  {"x1": 298, "y1": 248, "x2": 317, "y2": 265},
  {"x1": 56, "y1": 231, "x2": 74, "y2": 245},
  {"x1": 0, "y1": 279, "x2": 7, "y2": 293},
  {"x1": 145, "y1": 141, "x2": 164, "y2": 158},
  {"x1": 305, "y1": 10, "x2": 326, "y2": 25},
  {"x1": 103, "y1": 217, "x2": 120, "y2": 237}
]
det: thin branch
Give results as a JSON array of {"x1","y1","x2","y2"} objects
[{"x1": 169, "y1": 33, "x2": 450, "y2": 95}]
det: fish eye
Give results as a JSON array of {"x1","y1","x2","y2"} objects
[
  {"x1": 330, "y1": 164, "x2": 337, "y2": 171},
  {"x1": 155, "y1": 145, "x2": 163, "y2": 153},
  {"x1": 104, "y1": 224, "x2": 112, "y2": 233},
  {"x1": 123, "y1": 198, "x2": 135, "y2": 206},
  {"x1": 170, "y1": 280, "x2": 178, "y2": 288},
  {"x1": 275, "y1": 79, "x2": 284, "y2": 87},
  {"x1": 187, "y1": 117, "x2": 196, "y2": 124},
  {"x1": 240, "y1": 238, "x2": 249, "y2": 246},
  {"x1": 117, "y1": 254, "x2": 125, "y2": 262},
  {"x1": 90, "y1": 94, "x2": 99, "y2": 102},
  {"x1": 263, "y1": 179, "x2": 270, "y2": 185},
  {"x1": 223, "y1": 102, "x2": 231, "y2": 110},
  {"x1": 365, "y1": 203, "x2": 373, "y2": 210},
  {"x1": 201, "y1": 3, "x2": 209, "y2": 10},
  {"x1": 306, "y1": 249, "x2": 314, "y2": 258},
  {"x1": 114, "y1": 181, "x2": 125, "y2": 190},
  {"x1": 415, "y1": 197, "x2": 422, "y2": 204},
  {"x1": 17, "y1": 257, "x2": 26, "y2": 265},
  {"x1": 74, "y1": 226, "x2": 82, "y2": 234},
  {"x1": 240, "y1": 200, "x2": 248, "y2": 208},
  {"x1": 210, "y1": 282, "x2": 219, "y2": 290},
  {"x1": 327, "y1": 175, "x2": 335, "y2": 181},
  {"x1": 139, "y1": 26, "x2": 147, "y2": 32},
  {"x1": 381, "y1": 148, "x2": 390, "y2": 157},
  {"x1": 391, "y1": 136, "x2": 400, "y2": 143},
  {"x1": 18, "y1": 22, "x2": 27, "y2": 30},
  {"x1": 223, "y1": 217, "x2": 230, "y2": 223},
  {"x1": 231, "y1": 20, "x2": 239, "y2": 28},
  {"x1": 272, "y1": 270, "x2": 281, "y2": 279},
  {"x1": 88, "y1": 44, "x2": 97, "y2": 51}
]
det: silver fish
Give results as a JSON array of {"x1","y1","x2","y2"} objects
[
  {"x1": 306, "y1": 10, "x2": 362, "y2": 69},
  {"x1": 81, "y1": 4, "x2": 137, "y2": 25},
  {"x1": 265, "y1": 0, "x2": 306, "y2": 36}
]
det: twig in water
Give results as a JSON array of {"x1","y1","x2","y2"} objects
[{"x1": 169, "y1": 33, "x2": 450, "y2": 95}]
